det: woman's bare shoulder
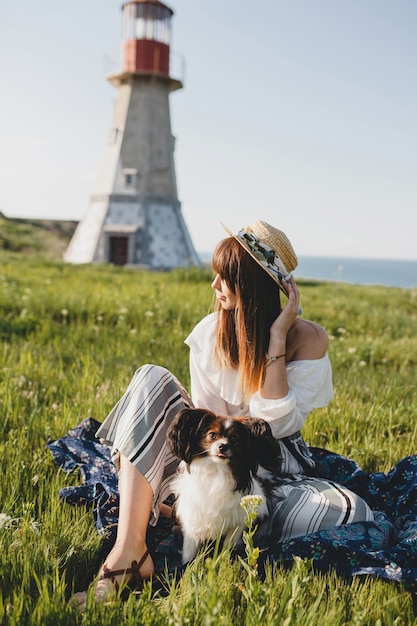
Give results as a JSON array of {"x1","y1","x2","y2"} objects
[{"x1": 288, "y1": 319, "x2": 329, "y2": 361}]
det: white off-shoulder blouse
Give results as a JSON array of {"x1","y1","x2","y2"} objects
[{"x1": 184, "y1": 312, "x2": 333, "y2": 439}]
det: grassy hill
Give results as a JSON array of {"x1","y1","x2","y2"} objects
[
  {"x1": 0, "y1": 213, "x2": 77, "y2": 259},
  {"x1": 1, "y1": 257, "x2": 416, "y2": 624}
]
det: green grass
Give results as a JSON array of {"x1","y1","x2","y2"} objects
[{"x1": 1, "y1": 253, "x2": 416, "y2": 625}]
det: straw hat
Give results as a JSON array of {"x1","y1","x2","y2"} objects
[{"x1": 221, "y1": 220, "x2": 297, "y2": 293}]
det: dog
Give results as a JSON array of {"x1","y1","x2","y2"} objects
[{"x1": 167, "y1": 408, "x2": 279, "y2": 564}]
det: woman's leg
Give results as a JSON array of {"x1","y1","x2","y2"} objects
[
  {"x1": 73, "y1": 365, "x2": 192, "y2": 609},
  {"x1": 73, "y1": 456, "x2": 155, "y2": 609},
  {"x1": 259, "y1": 477, "x2": 374, "y2": 545},
  {"x1": 94, "y1": 454, "x2": 155, "y2": 599}
]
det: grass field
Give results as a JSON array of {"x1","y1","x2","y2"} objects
[{"x1": 1, "y1": 249, "x2": 416, "y2": 625}]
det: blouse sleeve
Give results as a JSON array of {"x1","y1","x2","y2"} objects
[
  {"x1": 184, "y1": 313, "x2": 231, "y2": 415},
  {"x1": 249, "y1": 355, "x2": 333, "y2": 438},
  {"x1": 187, "y1": 344, "x2": 231, "y2": 415}
]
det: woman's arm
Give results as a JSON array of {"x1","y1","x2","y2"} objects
[
  {"x1": 261, "y1": 277, "x2": 300, "y2": 400},
  {"x1": 261, "y1": 278, "x2": 329, "y2": 399},
  {"x1": 254, "y1": 277, "x2": 332, "y2": 437}
]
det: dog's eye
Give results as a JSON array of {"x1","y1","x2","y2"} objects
[
  {"x1": 208, "y1": 431, "x2": 218, "y2": 440},
  {"x1": 229, "y1": 435, "x2": 239, "y2": 446}
]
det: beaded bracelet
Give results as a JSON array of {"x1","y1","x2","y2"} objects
[{"x1": 265, "y1": 352, "x2": 286, "y2": 368}]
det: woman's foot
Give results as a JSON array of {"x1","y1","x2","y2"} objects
[{"x1": 71, "y1": 547, "x2": 154, "y2": 611}]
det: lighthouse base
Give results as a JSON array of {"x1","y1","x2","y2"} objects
[{"x1": 64, "y1": 194, "x2": 200, "y2": 269}]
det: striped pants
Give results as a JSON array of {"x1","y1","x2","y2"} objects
[
  {"x1": 96, "y1": 364, "x2": 373, "y2": 540},
  {"x1": 96, "y1": 364, "x2": 191, "y2": 526}
]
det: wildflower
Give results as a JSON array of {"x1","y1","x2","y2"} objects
[
  {"x1": 61, "y1": 308, "x2": 69, "y2": 317},
  {"x1": 0, "y1": 513, "x2": 12, "y2": 529},
  {"x1": 240, "y1": 495, "x2": 263, "y2": 510},
  {"x1": 240, "y1": 495, "x2": 264, "y2": 567},
  {"x1": 240, "y1": 495, "x2": 264, "y2": 535}
]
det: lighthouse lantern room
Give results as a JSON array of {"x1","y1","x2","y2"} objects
[
  {"x1": 64, "y1": 0, "x2": 200, "y2": 269},
  {"x1": 122, "y1": 0, "x2": 172, "y2": 75}
]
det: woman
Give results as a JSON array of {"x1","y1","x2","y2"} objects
[{"x1": 73, "y1": 220, "x2": 373, "y2": 608}]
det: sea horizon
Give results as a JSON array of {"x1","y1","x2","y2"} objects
[{"x1": 198, "y1": 252, "x2": 417, "y2": 289}]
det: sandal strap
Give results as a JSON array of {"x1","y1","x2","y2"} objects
[{"x1": 99, "y1": 549, "x2": 150, "y2": 589}]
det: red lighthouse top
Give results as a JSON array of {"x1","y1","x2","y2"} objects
[{"x1": 121, "y1": 0, "x2": 174, "y2": 77}]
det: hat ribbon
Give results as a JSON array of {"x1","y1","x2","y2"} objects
[{"x1": 237, "y1": 229, "x2": 292, "y2": 281}]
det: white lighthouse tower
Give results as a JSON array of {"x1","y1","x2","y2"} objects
[{"x1": 64, "y1": 0, "x2": 200, "y2": 268}]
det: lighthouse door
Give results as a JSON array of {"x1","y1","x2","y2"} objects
[{"x1": 109, "y1": 236, "x2": 128, "y2": 265}]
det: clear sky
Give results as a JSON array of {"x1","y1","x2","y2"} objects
[{"x1": 1, "y1": 0, "x2": 416, "y2": 260}]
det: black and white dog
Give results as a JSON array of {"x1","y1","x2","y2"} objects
[{"x1": 167, "y1": 408, "x2": 279, "y2": 564}]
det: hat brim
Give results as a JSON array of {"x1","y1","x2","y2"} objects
[{"x1": 220, "y1": 222, "x2": 291, "y2": 296}]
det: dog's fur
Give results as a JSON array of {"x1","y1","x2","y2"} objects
[{"x1": 167, "y1": 408, "x2": 279, "y2": 563}]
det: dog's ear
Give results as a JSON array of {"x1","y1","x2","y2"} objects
[
  {"x1": 246, "y1": 418, "x2": 282, "y2": 471},
  {"x1": 167, "y1": 408, "x2": 213, "y2": 463}
]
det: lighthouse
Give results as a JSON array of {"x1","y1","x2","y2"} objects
[{"x1": 64, "y1": 0, "x2": 200, "y2": 268}]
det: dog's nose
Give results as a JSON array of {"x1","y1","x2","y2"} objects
[{"x1": 218, "y1": 443, "x2": 229, "y2": 454}]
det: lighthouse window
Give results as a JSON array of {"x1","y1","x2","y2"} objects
[
  {"x1": 123, "y1": 168, "x2": 137, "y2": 188},
  {"x1": 153, "y1": 15, "x2": 171, "y2": 45},
  {"x1": 123, "y1": 3, "x2": 137, "y2": 39},
  {"x1": 135, "y1": 17, "x2": 154, "y2": 40},
  {"x1": 146, "y1": 19, "x2": 154, "y2": 40}
]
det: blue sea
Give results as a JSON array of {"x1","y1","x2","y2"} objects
[
  {"x1": 296, "y1": 256, "x2": 417, "y2": 289},
  {"x1": 198, "y1": 253, "x2": 417, "y2": 289}
]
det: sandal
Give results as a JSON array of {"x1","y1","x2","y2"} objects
[
  {"x1": 98, "y1": 549, "x2": 150, "y2": 594},
  {"x1": 70, "y1": 549, "x2": 150, "y2": 611}
]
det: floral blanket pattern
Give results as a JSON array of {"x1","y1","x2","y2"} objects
[{"x1": 47, "y1": 418, "x2": 417, "y2": 591}]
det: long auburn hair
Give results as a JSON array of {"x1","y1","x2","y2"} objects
[{"x1": 212, "y1": 237, "x2": 282, "y2": 398}]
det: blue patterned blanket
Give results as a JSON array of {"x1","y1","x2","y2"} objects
[{"x1": 47, "y1": 418, "x2": 417, "y2": 591}]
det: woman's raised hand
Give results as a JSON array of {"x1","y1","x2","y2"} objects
[{"x1": 269, "y1": 277, "x2": 300, "y2": 343}]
